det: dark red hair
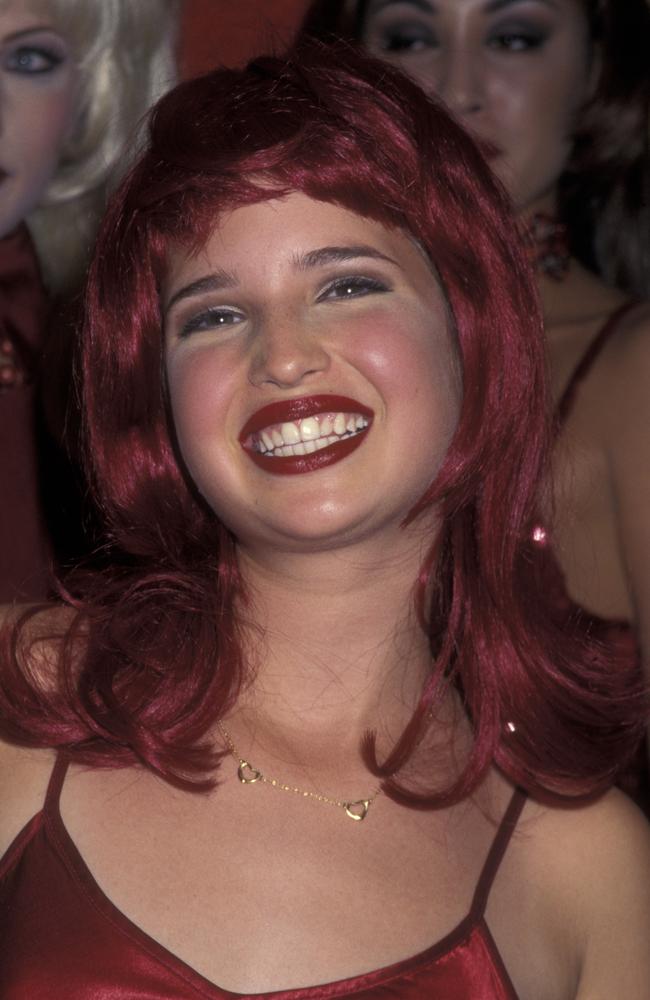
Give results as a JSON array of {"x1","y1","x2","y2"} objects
[{"x1": 1, "y1": 41, "x2": 645, "y2": 801}]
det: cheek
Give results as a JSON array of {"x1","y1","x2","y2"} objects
[
  {"x1": 165, "y1": 346, "x2": 254, "y2": 521},
  {"x1": 491, "y1": 51, "x2": 592, "y2": 189},
  {"x1": 3, "y1": 84, "x2": 79, "y2": 217},
  {"x1": 349, "y1": 310, "x2": 461, "y2": 467},
  {"x1": 167, "y1": 347, "x2": 237, "y2": 442},
  {"x1": 351, "y1": 311, "x2": 458, "y2": 406},
  {"x1": 28, "y1": 90, "x2": 78, "y2": 170}
]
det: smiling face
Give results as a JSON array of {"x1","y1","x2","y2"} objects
[
  {"x1": 360, "y1": 0, "x2": 595, "y2": 216},
  {"x1": 0, "y1": 0, "x2": 79, "y2": 238},
  {"x1": 164, "y1": 193, "x2": 461, "y2": 554}
]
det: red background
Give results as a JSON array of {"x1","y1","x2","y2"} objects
[{"x1": 178, "y1": 0, "x2": 309, "y2": 78}]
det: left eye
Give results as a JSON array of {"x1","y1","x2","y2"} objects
[
  {"x1": 5, "y1": 46, "x2": 65, "y2": 74},
  {"x1": 487, "y1": 29, "x2": 546, "y2": 53},
  {"x1": 318, "y1": 276, "x2": 389, "y2": 301},
  {"x1": 179, "y1": 307, "x2": 244, "y2": 337}
]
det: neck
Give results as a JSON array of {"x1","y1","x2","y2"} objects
[
  {"x1": 519, "y1": 195, "x2": 611, "y2": 327},
  {"x1": 230, "y1": 526, "x2": 436, "y2": 762}
]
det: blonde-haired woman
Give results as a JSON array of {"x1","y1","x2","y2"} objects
[{"x1": 0, "y1": 0, "x2": 179, "y2": 600}]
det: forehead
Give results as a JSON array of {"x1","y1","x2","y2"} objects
[
  {"x1": 0, "y1": 0, "x2": 100, "y2": 47},
  {"x1": 0, "y1": 0, "x2": 49, "y2": 22},
  {"x1": 165, "y1": 192, "x2": 438, "y2": 290}
]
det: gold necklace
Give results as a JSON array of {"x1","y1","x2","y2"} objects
[{"x1": 217, "y1": 723, "x2": 380, "y2": 821}]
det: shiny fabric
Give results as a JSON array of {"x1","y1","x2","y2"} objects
[
  {"x1": 0, "y1": 756, "x2": 524, "y2": 999},
  {"x1": 538, "y1": 300, "x2": 649, "y2": 812},
  {"x1": 0, "y1": 225, "x2": 50, "y2": 601}
]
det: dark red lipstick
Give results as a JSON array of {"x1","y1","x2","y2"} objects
[{"x1": 240, "y1": 394, "x2": 374, "y2": 476}]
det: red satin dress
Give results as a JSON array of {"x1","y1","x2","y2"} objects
[
  {"x1": 534, "y1": 301, "x2": 649, "y2": 812},
  {"x1": 0, "y1": 754, "x2": 525, "y2": 999}
]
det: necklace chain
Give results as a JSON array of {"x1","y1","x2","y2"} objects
[{"x1": 217, "y1": 723, "x2": 380, "y2": 821}]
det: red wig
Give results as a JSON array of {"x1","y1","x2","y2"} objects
[{"x1": 1, "y1": 41, "x2": 645, "y2": 801}]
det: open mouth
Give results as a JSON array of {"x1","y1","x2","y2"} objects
[{"x1": 240, "y1": 395, "x2": 374, "y2": 475}]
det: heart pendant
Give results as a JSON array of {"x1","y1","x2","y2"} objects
[
  {"x1": 344, "y1": 799, "x2": 371, "y2": 821},
  {"x1": 238, "y1": 760, "x2": 262, "y2": 784}
]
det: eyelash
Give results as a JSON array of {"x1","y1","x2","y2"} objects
[
  {"x1": 487, "y1": 30, "x2": 547, "y2": 53},
  {"x1": 377, "y1": 24, "x2": 435, "y2": 54},
  {"x1": 5, "y1": 45, "x2": 65, "y2": 75},
  {"x1": 317, "y1": 275, "x2": 390, "y2": 301},
  {"x1": 176, "y1": 276, "x2": 389, "y2": 337},
  {"x1": 179, "y1": 307, "x2": 244, "y2": 338},
  {"x1": 375, "y1": 23, "x2": 547, "y2": 55}
]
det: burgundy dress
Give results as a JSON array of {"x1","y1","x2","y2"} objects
[
  {"x1": 0, "y1": 754, "x2": 526, "y2": 999},
  {"x1": 0, "y1": 225, "x2": 50, "y2": 601}
]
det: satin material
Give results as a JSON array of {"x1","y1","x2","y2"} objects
[
  {"x1": 0, "y1": 756, "x2": 523, "y2": 999},
  {"x1": 0, "y1": 224, "x2": 50, "y2": 601}
]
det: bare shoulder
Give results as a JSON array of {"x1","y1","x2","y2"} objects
[
  {"x1": 0, "y1": 740, "x2": 56, "y2": 861},
  {"x1": 521, "y1": 788, "x2": 650, "y2": 906},
  {"x1": 590, "y1": 302, "x2": 650, "y2": 468},
  {"x1": 523, "y1": 790, "x2": 650, "y2": 998},
  {"x1": 605, "y1": 300, "x2": 650, "y2": 393},
  {"x1": 0, "y1": 602, "x2": 78, "y2": 860}
]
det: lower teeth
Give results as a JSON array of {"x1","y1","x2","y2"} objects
[{"x1": 259, "y1": 429, "x2": 359, "y2": 457}]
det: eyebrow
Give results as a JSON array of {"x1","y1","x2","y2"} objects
[
  {"x1": 3, "y1": 25, "x2": 61, "y2": 42},
  {"x1": 367, "y1": 0, "x2": 557, "y2": 14},
  {"x1": 165, "y1": 270, "x2": 238, "y2": 312},
  {"x1": 484, "y1": 0, "x2": 558, "y2": 12},
  {"x1": 367, "y1": 0, "x2": 435, "y2": 13},
  {"x1": 292, "y1": 244, "x2": 399, "y2": 270},
  {"x1": 165, "y1": 245, "x2": 398, "y2": 311}
]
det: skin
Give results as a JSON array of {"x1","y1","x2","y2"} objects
[
  {"x1": 1, "y1": 196, "x2": 649, "y2": 997},
  {"x1": 0, "y1": 0, "x2": 79, "y2": 240},
  {"x1": 361, "y1": 0, "x2": 595, "y2": 214},
  {"x1": 360, "y1": 0, "x2": 650, "y2": 726},
  {"x1": 164, "y1": 194, "x2": 461, "y2": 555}
]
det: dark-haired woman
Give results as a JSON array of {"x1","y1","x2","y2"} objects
[
  {"x1": 301, "y1": 0, "x2": 650, "y2": 803},
  {"x1": 1, "y1": 43, "x2": 649, "y2": 999}
]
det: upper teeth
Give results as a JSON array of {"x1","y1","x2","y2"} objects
[{"x1": 253, "y1": 412, "x2": 369, "y2": 456}]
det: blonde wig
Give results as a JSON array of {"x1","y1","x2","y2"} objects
[{"x1": 22, "y1": 0, "x2": 180, "y2": 292}]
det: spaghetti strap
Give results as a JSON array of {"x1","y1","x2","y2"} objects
[
  {"x1": 556, "y1": 301, "x2": 637, "y2": 427},
  {"x1": 44, "y1": 753, "x2": 70, "y2": 814},
  {"x1": 470, "y1": 787, "x2": 527, "y2": 919}
]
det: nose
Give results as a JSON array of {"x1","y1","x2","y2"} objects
[
  {"x1": 435, "y1": 44, "x2": 484, "y2": 117},
  {"x1": 248, "y1": 314, "x2": 331, "y2": 390}
]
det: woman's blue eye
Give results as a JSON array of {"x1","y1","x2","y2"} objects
[
  {"x1": 319, "y1": 276, "x2": 389, "y2": 301},
  {"x1": 179, "y1": 308, "x2": 243, "y2": 338},
  {"x1": 5, "y1": 46, "x2": 65, "y2": 74}
]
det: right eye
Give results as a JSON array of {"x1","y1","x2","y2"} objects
[
  {"x1": 5, "y1": 44, "x2": 65, "y2": 75},
  {"x1": 178, "y1": 307, "x2": 245, "y2": 338},
  {"x1": 368, "y1": 22, "x2": 437, "y2": 54}
]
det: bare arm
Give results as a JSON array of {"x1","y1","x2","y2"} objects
[
  {"x1": 574, "y1": 792, "x2": 650, "y2": 998},
  {"x1": 0, "y1": 602, "x2": 71, "y2": 856},
  {"x1": 605, "y1": 307, "x2": 650, "y2": 758}
]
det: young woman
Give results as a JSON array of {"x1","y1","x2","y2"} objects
[
  {"x1": 300, "y1": 0, "x2": 650, "y2": 801},
  {"x1": 1, "y1": 43, "x2": 648, "y2": 1000},
  {"x1": 0, "y1": 0, "x2": 179, "y2": 600}
]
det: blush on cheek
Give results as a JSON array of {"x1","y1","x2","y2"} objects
[
  {"x1": 168, "y1": 353, "x2": 235, "y2": 439},
  {"x1": 352, "y1": 311, "x2": 458, "y2": 403}
]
